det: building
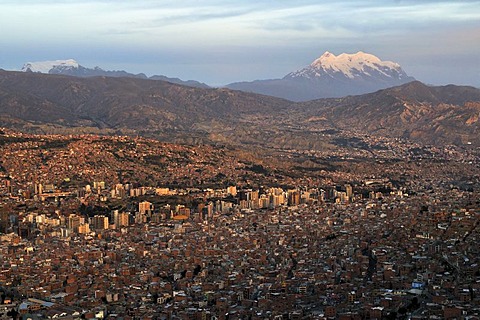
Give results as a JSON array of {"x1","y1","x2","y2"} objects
[
  {"x1": 67, "y1": 214, "x2": 83, "y2": 232},
  {"x1": 139, "y1": 201, "x2": 154, "y2": 215},
  {"x1": 113, "y1": 211, "x2": 129, "y2": 227},
  {"x1": 92, "y1": 215, "x2": 109, "y2": 230}
]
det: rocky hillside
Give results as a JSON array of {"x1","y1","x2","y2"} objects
[
  {"x1": 298, "y1": 81, "x2": 480, "y2": 145},
  {"x1": 1, "y1": 70, "x2": 479, "y2": 147}
]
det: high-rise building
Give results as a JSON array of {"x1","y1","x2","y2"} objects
[
  {"x1": 113, "y1": 210, "x2": 119, "y2": 226},
  {"x1": 301, "y1": 191, "x2": 310, "y2": 204},
  {"x1": 338, "y1": 191, "x2": 348, "y2": 203},
  {"x1": 201, "y1": 203, "x2": 213, "y2": 220},
  {"x1": 113, "y1": 210, "x2": 128, "y2": 227},
  {"x1": 92, "y1": 215, "x2": 109, "y2": 230},
  {"x1": 345, "y1": 184, "x2": 353, "y2": 200},
  {"x1": 68, "y1": 214, "x2": 82, "y2": 232},
  {"x1": 173, "y1": 205, "x2": 190, "y2": 220},
  {"x1": 250, "y1": 190, "x2": 259, "y2": 202},
  {"x1": 269, "y1": 194, "x2": 284, "y2": 208},
  {"x1": 238, "y1": 190, "x2": 250, "y2": 201},
  {"x1": 135, "y1": 212, "x2": 147, "y2": 224},
  {"x1": 34, "y1": 183, "x2": 43, "y2": 195},
  {"x1": 259, "y1": 195, "x2": 269, "y2": 209},
  {"x1": 139, "y1": 201, "x2": 154, "y2": 215},
  {"x1": 60, "y1": 228, "x2": 70, "y2": 238},
  {"x1": 78, "y1": 223, "x2": 90, "y2": 234},
  {"x1": 0, "y1": 206, "x2": 10, "y2": 234},
  {"x1": 118, "y1": 212, "x2": 129, "y2": 227},
  {"x1": 323, "y1": 187, "x2": 336, "y2": 201},
  {"x1": 288, "y1": 190, "x2": 300, "y2": 206}
]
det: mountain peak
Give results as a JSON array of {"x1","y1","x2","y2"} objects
[
  {"x1": 284, "y1": 51, "x2": 411, "y2": 87},
  {"x1": 229, "y1": 51, "x2": 415, "y2": 101},
  {"x1": 308, "y1": 51, "x2": 399, "y2": 78},
  {"x1": 19, "y1": 59, "x2": 210, "y2": 89},
  {"x1": 21, "y1": 59, "x2": 79, "y2": 73},
  {"x1": 311, "y1": 51, "x2": 333, "y2": 66},
  {"x1": 319, "y1": 51, "x2": 334, "y2": 59}
]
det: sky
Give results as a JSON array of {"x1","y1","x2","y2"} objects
[{"x1": 0, "y1": 0, "x2": 479, "y2": 86}]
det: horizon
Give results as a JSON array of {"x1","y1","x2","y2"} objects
[{"x1": 1, "y1": 0, "x2": 479, "y2": 87}]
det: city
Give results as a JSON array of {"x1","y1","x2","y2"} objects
[
  {"x1": 0, "y1": 129, "x2": 479, "y2": 319},
  {"x1": 1, "y1": 1, "x2": 480, "y2": 319}
]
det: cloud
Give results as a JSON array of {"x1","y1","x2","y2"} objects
[
  {"x1": 0, "y1": 0, "x2": 478, "y2": 85},
  {"x1": 2, "y1": 1, "x2": 478, "y2": 44}
]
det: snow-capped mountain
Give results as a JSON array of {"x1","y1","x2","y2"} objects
[
  {"x1": 21, "y1": 59, "x2": 79, "y2": 73},
  {"x1": 286, "y1": 51, "x2": 410, "y2": 81},
  {"x1": 227, "y1": 51, "x2": 415, "y2": 101},
  {"x1": 22, "y1": 59, "x2": 150, "y2": 79},
  {"x1": 20, "y1": 59, "x2": 209, "y2": 89}
]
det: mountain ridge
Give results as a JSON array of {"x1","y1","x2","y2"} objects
[
  {"x1": 0, "y1": 69, "x2": 479, "y2": 147},
  {"x1": 228, "y1": 51, "x2": 415, "y2": 101},
  {"x1": 297, "y1": 80, "x2": 480, "y2": 145},
  {"x1": 287, "y1": 51, "x2": 407, "y2": 80},
  {"x1": 20, "y1": 59, "x2": 210, "y2": 89}
]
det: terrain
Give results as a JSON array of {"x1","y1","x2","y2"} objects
[
  {"x1": 1, "y1": 70, "x2": 480, "y2": 149},
  {"x1": 21, "y1": 59, "x2": 209, "y2": 89},
  {"x1": 0, "y1": 129, "x2": 289, "y2": 189},
  {"x1": 227, "y1": 51, "x2": 415, "y2": 101},
  {"x1": 1, "y1": 127, "x2": 479, "y2": 195},
  {"x1": 1, "y1": 64, "x2": 480, "y2": 320},
  {"x1": 1, "y1": 127, "x2": 479, "y2": 319},
  {"x1": 296, "y1": 81, "x2": 480, "y2": 146}
]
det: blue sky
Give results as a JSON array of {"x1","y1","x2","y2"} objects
[{"x1": 0, "y1": 0, "x2": 479, "y2": 86}]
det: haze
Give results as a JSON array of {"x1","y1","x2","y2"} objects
[{"x1": 1, "y1": 0, "x2": 479, "y2": 86}]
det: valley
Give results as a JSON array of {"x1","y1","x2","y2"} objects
[{"x1": 0, "y1": 58, "x2": 479, "y2": 319}]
